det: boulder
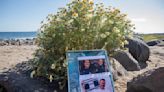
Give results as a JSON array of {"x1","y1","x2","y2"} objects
[
  {"x1": 126, "y1": 37, "x2": 150, "y2": 63},
  {"x1": 0, "y1": 61, "x2": 67, "y2": 92},
  {"x1": 0, "y1": 41, "x2": 7, "y2": 46},
  {"x1": 110, "y1": 58, "x2": 128, "y2": 81},
  {"x1": 127, "y1": 67, "x2": 164, "y2": 92},
  {"x1": 113, "y1": 51, "x2": 141, "y2": 71},
  {"x1": 146, "y1": 40, "x2": 161, "y2": 46}
]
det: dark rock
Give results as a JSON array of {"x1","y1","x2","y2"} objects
[
  {"x1": 10, "y1": 39, "x2": 17, "y2": 45},
  {"x1": 0, "y1": 41, "x2": 7, "y2": 46},
  {"x1": 0, "y1": 61, "x2": 67, "y2": 92},
  {"x1": 0, "y1": 39, "x2": 36, "y2": 46},
  {"x1": 147, "y1": 40, "x2": 161, "y2": 46},
  {"x1": 110, "y1": 58, "x2": 128, "y2": 81},
  {"x1": 126, "y1": 37, "x2": 150, "y2": 63},
  {"x1": 113, "y1": 51, "x2": 141, "y2": 71},
  {"x1": 4, "y1": 40, "x2": 10, "y2": 45},
  {"x1": 127, "y1": 67, "x2": 164, "y2": 92}
]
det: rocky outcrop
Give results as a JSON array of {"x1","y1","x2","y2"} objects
[
  {"x1": 126, "y1": 67, "x2": 164, "y2": 92},
  {"x1": 0, "y1": 38, "x2": 36, "y2": 46},
  {"x1": 113, "y1": 51, "x2": 141, "y2": 71},
  {"x1": 126, "y1": 37, "x2": 150, "y2": 63}
]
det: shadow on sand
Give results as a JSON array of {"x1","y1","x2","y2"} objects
[{"x1": 0, "y1": 60, "x2": 67, "y2": 92}]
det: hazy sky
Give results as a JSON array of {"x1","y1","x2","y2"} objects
[{"x1": 0, "y1": 0, "x2": 164, "y2": 33}]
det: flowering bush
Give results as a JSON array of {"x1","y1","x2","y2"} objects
[{"x1": 32, "y1": 0, "x2": 134, "y2": 88}]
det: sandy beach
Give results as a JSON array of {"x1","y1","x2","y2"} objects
[
  {"x1": 0, "y1": 45, "x2": 164, "y2": 92},
  {"x1": 0, "y1": 45, "x2": 37, "y2": 72}
]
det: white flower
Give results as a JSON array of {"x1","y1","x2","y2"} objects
[
  {"x1": 117, "y1": 33, "x2": 121, "y2": 37},
  {"x1": 68, "y1": 19, "x2": 74, "y2": 24},
  {"x1": 52, "y1": 34, "x2": 56, "y2": 38},
  {"x1": 30, "y1": 70, "x2": 36, "y2": 78},
  {"x1": 102, "y1": 17, "x2": 107, "y2": 23},
  {"x1": 109, "y1": 20, "x2": 114, "y2": 24},
  {"x1": 113, "y1": 27, "x2": 120, "y2": 33},
  {"x1": 63, "y1": 33, "x2": 65, "y2": 36},
  {"x1": 49, "y1": 75, "x2": 53, "y2": 82},
  {"x1": 51, "y1": 64, "x2": 56, "y2": 69},
  {"x1": 81, "y1": 29, "x2": 85, "y2": 32},
  {"x1": 124, "y1": 40, "x2": 129, "y2": 45},
  {"x1": 100, "y1": 33, "x2": 107, "y2": 38},
  {"x1": 63, "y1": 62, "x2": 67, "y2": 67},
  {"x1": 121, "y1": 42, "x2": 125, "y2": 47},
  {"x1": 105, "y1": 32, "x2": 110, "y2": 35}
]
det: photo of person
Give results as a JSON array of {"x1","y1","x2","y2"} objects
[
  {"x1": 67, "y1": 50, "x2": 114, "y2": 92},
  {"x1": 78, "y1": 55, "x2": 114, "y2": 92},
  {"x1": 96, "y1": 79, "x2": 109, "y2": 92},
  {"x1": 80, "y1": 60, "x2": 93, "y2": 75},
  {"x1": 79, "y1": 58, "x2": 109, "y2": 75},
  {"x1": 94, "y1": 59, "x2": 108, "y2": 73},
  {"x1": 79, "y1": 74, "x2": 114, "y2": 92}
]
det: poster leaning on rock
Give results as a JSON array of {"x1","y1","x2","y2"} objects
[{"x1": 67, "y1": 50, "x2": 115, "y2": 92}]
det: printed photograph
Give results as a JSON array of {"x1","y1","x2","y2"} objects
[
  {"x1": 78, "y1": 56, "x2": 109, "y2": 75},
  {"x1": 79, "y1": 73, "x2": 113, "y2": 92}
]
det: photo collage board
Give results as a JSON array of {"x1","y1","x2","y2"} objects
[{"x1": 67, "y1": 50, "x2": 115, "y2": 92}]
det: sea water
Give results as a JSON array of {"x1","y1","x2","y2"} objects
[{"x1": 0, "y1": 32, "x2": 37, "y2": 40}]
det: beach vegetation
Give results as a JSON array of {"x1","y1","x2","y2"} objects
[{"x1": 32, "y1": 0, "x2": 134, "y2": 88}]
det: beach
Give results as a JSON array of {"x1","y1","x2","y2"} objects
[
  {"x1": 0, "y1": 45, "x2": 37, "y2": 72},
  {"x1": 0, "y1": 43, "x2": 164, "y2": 92}
]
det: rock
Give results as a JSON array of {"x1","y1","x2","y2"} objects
[
  {"x1": 147, "y1": 40, "x2": 161, "y2": 46},
  {"x1": 127, "y1": 67, "x2": 164, "y2": 92},
  {"x1": 0, "y1": 41, "x2": 7, "y2": 46},
  {"x1": 110, "y1": 58, "x2": 128, "y2": 81},
  {"x1": 0, "y1": 61, "x2": 67, "y2": 92},
  {"x1": 126, "y1": 37, "x2": 150, "y2": 63},
  {"x1": 10, "y1": 39, "x2": 17, "y2": 45},
  {"x1": 113, "y1": 51, "x2": 141, "y2": 71},
  {"x1": 0, "y1": 39, "x2": 36, "y2": 46}
]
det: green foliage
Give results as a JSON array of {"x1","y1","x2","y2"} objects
[
  {"x1": 141, "y1": 34, "x2": 164, "y2": 41},
  {"x1": 32, "y1": 0, "x2": 134, "y2": 88}
]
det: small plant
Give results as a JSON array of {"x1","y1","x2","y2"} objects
[{"x1": 32, "y1": 0, "x2": 134, "y2": 88}]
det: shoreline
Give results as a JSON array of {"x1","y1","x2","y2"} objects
[{"x1": 0, "y1": 38, "x2": 36, "y2": 46}]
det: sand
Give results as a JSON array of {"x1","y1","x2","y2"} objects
[
  {"x1": 0, "y1": 45, "x2": 37, "y2": 72},
  {"x1": 0, "y1": 45, "x2": 163, "y2": 92}
]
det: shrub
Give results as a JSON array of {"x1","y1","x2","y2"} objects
[{"x1": 32, "y1": 0, "x2": 134, "y2": 89}]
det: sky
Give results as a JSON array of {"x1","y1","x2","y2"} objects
[{"x1": 0, "y1": 0, "x2": 164, "y2": 33}]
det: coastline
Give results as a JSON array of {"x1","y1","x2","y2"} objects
[{"x1": 0, "y1": 38, "x2": 36, "y2": 46}]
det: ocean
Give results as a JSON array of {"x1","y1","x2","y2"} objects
[{"x1": 0, "y1": 32, "x2": 37, "y2": 39}]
